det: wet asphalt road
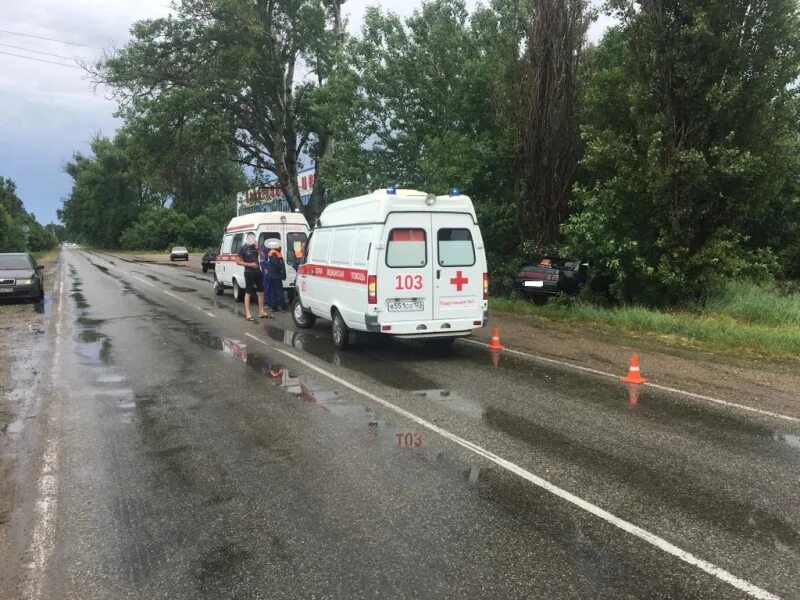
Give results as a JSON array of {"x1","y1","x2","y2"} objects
[{"x1": 8, "y1": 249, "x2": 800, "y2": 599}]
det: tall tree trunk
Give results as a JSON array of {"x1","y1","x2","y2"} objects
[{"x1": 515, "y1": 0, "x2": 588, "y2": 248}]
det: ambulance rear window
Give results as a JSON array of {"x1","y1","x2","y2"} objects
[
  {"x1": 386, "y1": 229, "x2": 427, "y2": 268},
  {"x1": 437, "y1": 228, "x2": 475, "y2": 267}
]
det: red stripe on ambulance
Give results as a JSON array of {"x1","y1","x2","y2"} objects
[{"x1": 299, "y1": 263, "x2": 368, "y2": 284}]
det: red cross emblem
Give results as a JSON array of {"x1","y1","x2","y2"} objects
[{"x1": 450, "y1": 270, "x2": 469, "y2": 292}]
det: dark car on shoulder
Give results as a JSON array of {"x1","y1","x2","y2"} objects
[
  {"x1": 0, "y1": 253, "x2": 45, "y2": 301},
  {"x1": 201, "y1": 248, "x2": 218, "y2": 273},
  {"x1": 514, "y1": 256, "x2": 588, "y2": 302}
]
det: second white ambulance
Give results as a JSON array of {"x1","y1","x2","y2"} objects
[
  {"x1": 214, "y1": 211, "x2": 310, "y2": 302},
  {"x1": 293, "y1": 188, "x2": 488, "y2": 349}
]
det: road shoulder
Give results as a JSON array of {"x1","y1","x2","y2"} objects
[{"x1": 480, "y1": 312, "x2": 800, "y2": 419}]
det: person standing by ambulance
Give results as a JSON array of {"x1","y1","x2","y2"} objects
[
  {"x1": 236, "y1": 233, "x2": 270, "y2": 322},
  {"x1": 267, "y1": 244, "x2": 288, "y2": 311}
]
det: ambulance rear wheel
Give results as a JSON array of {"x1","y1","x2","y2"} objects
[
  {"x1": 292, "y1": 298, "x2": 316, "y2": 329},
  {"x1": 331, "y1": 310, "x2": 351, "y2": 350},
  {"x1": 213, "y1": 275, "x2": 224, "y2": 296},
  {"x1": 232, "y1": 279, "x2": 244, "y2": 302}
]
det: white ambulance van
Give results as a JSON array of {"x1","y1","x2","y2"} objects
[
  {"x1": 292, "y1": 188, "x2": 488, "y2": 349},
  {"x1": 214, "y1": 211, "x2": 310, "y2": 302}
]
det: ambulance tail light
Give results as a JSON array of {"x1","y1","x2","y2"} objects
[
  {"x1": 483, "y1": 273, "x2": 489, "y2": 300},
  {"x1": 368, "y1": 275, "x2": 377, "y2": 304}
]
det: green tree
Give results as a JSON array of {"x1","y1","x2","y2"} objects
[
  {"x1": 60, "y1": 134, "x2": 160, "y2": 248},
  {"x1": 98, "y1": 0, "x2": 349, "y2": 219},
  {"x1": 0, "y1": 177, "x2": 58, "y2": 252},
  {"x1": 120, "y1": 91, "x2": 245, "y2": 218},
  {"x1": 344, "y1": 0, "x2": 518, "y2": 199},
  {"x1": 0, "y1": 204, "x2": 25, "y2": 252},
  {"x1": 564, "y1": 1, "x2": 800, "y2": 304}
]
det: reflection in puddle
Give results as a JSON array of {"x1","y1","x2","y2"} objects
[
  {"x1": 5, "y1": 420, "x2": 24, "y2": 435},
  {"x1": 259, "y1": 324, "x2": 439, "y2": 390},
  {"x1": 773, "y1": 433, "x2": 800, "y2": 452},
  {"x1": 416, "y1": 389, "x2": 484, "y2": 419}
]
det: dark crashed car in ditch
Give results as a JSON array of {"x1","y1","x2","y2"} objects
[
  {"x1": 0, "y1": 253, "x2": 45, "y2": 301},
  {"x1": 514, "y1": 257, "x2": 588, "y2": 302}
]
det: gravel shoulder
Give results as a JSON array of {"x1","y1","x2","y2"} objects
[
  {"x1": 480, "y1": 311, "x2": 800, "y2": 419},
  {"x1": 0, "y1": 251, "x2": 59, "y2": 595}
]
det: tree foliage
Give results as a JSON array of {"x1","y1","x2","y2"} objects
[
  {"x1": 59, "y1": 134, "x2": 160, "y2": 248},
  {"x1": 564, "y1": 1, "x2": 800, "y2": 303},
  {"x1": 119, "y1": 207, "x2": 225, "y2": 250},
  {"x1": 98, "y1": 0, "x2": 349, "y2": 220},
  {"x1": 0, "y1": 177, "x2": 58, "y2": 253}
]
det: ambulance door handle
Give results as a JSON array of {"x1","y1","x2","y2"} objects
[{"x1": 436, "y1": 269, "x2": 441, "y2": 280}]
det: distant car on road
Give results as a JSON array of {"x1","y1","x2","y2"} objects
[
  {"x1": 170, "y1": 246, "x2": 189, "y2": 261},
  {"x1": 514, "y1": 256, "x2": 588, "y2": 302},
  {"x1": 201, "y1": 248, "x2": 218, "y2": 273},
  {"x1": 0, "y1": 253, "x2": 45, "y2": 301}
]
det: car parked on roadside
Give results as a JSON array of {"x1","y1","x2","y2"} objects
[
  {"x1": 201, "y1": 248, "x2": 218, "y2": 273},
  {"x1": 0, "y1": 253, "x2": 45, "y2": 301},
  {"x1": 513, "y1": 256, "x2": 588, "y2": 302},
  {"x1": 170, "y1": 246, "x2": 189, "y2": 261}
]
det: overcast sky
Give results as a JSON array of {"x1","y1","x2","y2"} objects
[{"x1": 0, "y1": 0, "x2": 614, "y2": 224}]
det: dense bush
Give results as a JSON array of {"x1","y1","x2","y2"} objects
[{"x1": 119, "y1": 208, "x2": 225, "y2": 250}]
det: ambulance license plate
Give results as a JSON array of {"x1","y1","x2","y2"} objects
[{"x1": 387, "y1": 299, "x2": 424, "y2": 312}]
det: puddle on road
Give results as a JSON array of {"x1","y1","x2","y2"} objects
[
  {"x1": 773, "y1": 433, "x2": 800, "y2": 452},
  {"x1": 258, "y1": 323, "x2": 439, "y2": 391},
  {"x1": 67, "y1": 266, "x2": 135, "y2": 423},
  {"x1": 170, "y1": 286, "x2": 197, "y2": 293},
  {"x1": 4, "y1": 420, "x2": 24, "y2": 435},
  {"x1": 416, "y1": 389, "x2": 484, "y2": 419}
]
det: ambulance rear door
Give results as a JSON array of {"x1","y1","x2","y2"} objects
[
  {"x1": 431, "y1": 213, "x2": 483, "y2": 321},
  {"x1": 378, "y1": 213, "x2": 434, "y2": 323}
]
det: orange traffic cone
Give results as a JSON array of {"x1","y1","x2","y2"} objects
[
  {"x1": 621, "y1": 354, "x2": 647, "y2": 384},
  {"x1": 488, "y1": 327, "x2": 504, "y2": 351},
  {"x1": 490, "y1": 349, "x2": 501, "y2": 369}
]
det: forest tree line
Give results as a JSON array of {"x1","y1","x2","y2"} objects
[{"x1": 58, "y1": 0, "x2": 800, "y2": 304}]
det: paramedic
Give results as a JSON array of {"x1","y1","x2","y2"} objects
[
  {"x1": 267, "y1": 245, "x2": 288, "y2": 311},
  {"x1": 236, "y1": 233, "x2": 269, "y2": 321},
  {"x1": 259, "y1": 240, "x2": 272, "y2": 304}
]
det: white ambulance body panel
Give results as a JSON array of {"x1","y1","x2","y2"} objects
[
  {"x1": 297, "y1": 189, "x2": 488, "y2": 345},
  {"x1": 215, "y1": 212, "x2": 310, "y2": 300}
]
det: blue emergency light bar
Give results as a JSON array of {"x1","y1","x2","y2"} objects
[
  {"x1": 449, "y1": 187, "x2": 461, "y2": 197},
  {"x1": 387, "y1": 186, "x2": 397, "y2": 195}
]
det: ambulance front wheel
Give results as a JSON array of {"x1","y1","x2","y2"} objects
[
  {"x1": 331, "y1": 310, "x2": 351, "y2": 350},
  {"x1": 292, "y1": 298, "x2": 316, "y2": 329},
  {"x1": 232, "y1": 279, "x2": 244, "y2": 302}
]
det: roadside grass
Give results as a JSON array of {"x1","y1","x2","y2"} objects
[
  {"x1": 490, "y1": 282, "x2": 800, "y2": 360},
  {"x1": 31, "y1": 248, "x2": 60, "y2": 265}
]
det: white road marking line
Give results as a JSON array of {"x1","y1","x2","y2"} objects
[
  {"x1": 246, "y1": 331, "x2": 781, "y2": 600},
  {"x1": 461, "y1": 338, "x2": 799, "y2": 424},
  {"x1": 23, "y1": 262, "x2": 65, "y2": 600},
  {"x1": 131, "y1": 275, "x2": 155, "y2": 287}
]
